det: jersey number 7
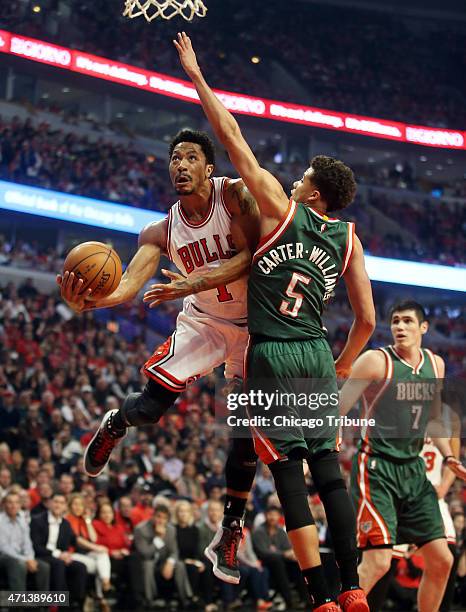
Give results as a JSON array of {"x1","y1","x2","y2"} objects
[{"x1": 279, "y1": 272, "x2": 311, "y2": 318}]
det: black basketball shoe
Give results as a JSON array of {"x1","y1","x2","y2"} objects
[
  {"x1": 204, "y1": 518, "x2": 243, "y2": 584},
  {"x1": 84, "y1": 409, "x2": 126, "y2": 477}
]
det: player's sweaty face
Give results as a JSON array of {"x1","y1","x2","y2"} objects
[
  {"x1": 169, "y1": 142, "x2": 210, "y2": 195},
  {"x1": 391, "y1": 310, "x2": 424, "y2": 349}
]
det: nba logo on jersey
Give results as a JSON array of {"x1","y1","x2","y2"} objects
[{"x1": 361, "y1": 521, "x2": 373, "y2": 534}]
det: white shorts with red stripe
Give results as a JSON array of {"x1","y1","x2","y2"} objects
[{"x1": 143, "y1": 301, "x2": 248, "y2": 392}]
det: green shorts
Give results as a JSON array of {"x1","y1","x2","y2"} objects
[
  {"x1": 350, "y1": 451, "x2": 445, "y2": 549},
  {"x1": 246, "y1": 336, "x2": 339, "y2": 464}
]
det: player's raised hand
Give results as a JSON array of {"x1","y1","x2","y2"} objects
[
  {"x1": 56, "y1": 271, "x2": 93, "y2": 313},
  {"x1": 173, "y1": 31, "x2": 201, "y2": 79},
  {"x1": 143, "y1": 269, "x2": 193, "y2": 308},
  {"x1": 445, "y1": 456, "x2": 466, "y2": 481}
]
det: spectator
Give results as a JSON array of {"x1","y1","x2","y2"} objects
[
  {"x1": 132, "y1": 503, "x2": 192, "y2": 606},
  {"x1": 93, "y1": 502, "x2": 134, "y2": 608},
  {"x1": 0, "y1": 467, "x2": 12, "y2": 500},
  {"x1": 66, "y1": 493, "x2": 112, "y2": 609},
  {"x1": 114, "y1": 495, "x2": 134, "y2": 538},
  {"x1": 53, "y1": 423, "x2": 82, "y2": 469},
  {"x1": 58, "y1": 473, "x2": 75, "y2": 499},
  {"x1": 149, "y1": 457, "x2": 178, "y2": 497},
  {"x1": 387, "y1": 546, "x2": 424, "y2": 611},
  {"x1": 18, "y1": 487, "x2": 32, "y2": 524},
  {"x1": 198, "y1": 499, "x2": 236, "y2": 611},
  {"x1": 28, "y1": 468, "x2": 51, "y2": 508},
  {"x1": 130, "y1": 484, "x2": 155, "y2": 526},
  {"x1": 205, "y1": 459, "x2": 226, "y2": 495},
  {"x1": 30, "y1": 482, "x2": 54, "y2": 517},
  {"x1": 30, "y1": 493, "x2": 87, "y2": 611},
  {"x1": 174, "y1": 500, "x2": 206, "y2": 605},
  {"x1": 161, "y1": 444, "x2": 184, "y2": 483},
  {"x1": 0, "y1": 492, "x2": 50, "y2": 594},
  {"x1": 0, "y1": 391, "x2": 21, "y2": 446},
  {"x1": 18, "y1": 457, "x2": 40, "y2": 490},
  {"x1": 175, "y1": 462, "x2": 207, "y2": 505},
  {"x1": 252, "y1": 506, "x2": 307, "y2": 609},
  {"x1": 237, "y1": 527, "x2": 272, "y2": 611}
]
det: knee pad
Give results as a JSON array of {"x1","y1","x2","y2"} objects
[
  {"x1": 269, "y1": 459, "x2": 314, "y2": 531},
  {"x1": 121, "y1": 379, "x2": 178, "y2": 427},
  {"x1": 309, "y1": 450, "x2": 346, "y2": 498},
  {"x1": 225, "y1": 437, "x2": 257, "y2": 492}
]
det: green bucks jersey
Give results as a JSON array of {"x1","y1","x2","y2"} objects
[
  {"x1": 248, "y1": 201, "x2": 355, "y2": 339},
  {"x1": 361, "y1": 346, "x2": 440, "y2": 460}
]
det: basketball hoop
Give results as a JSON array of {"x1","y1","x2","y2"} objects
[{"x1": 123, "y1": 0, "x2": 207, "y2": 22}]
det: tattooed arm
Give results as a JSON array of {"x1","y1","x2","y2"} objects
[{"x1": 223, "y1": 178, "x2": 261, "y2": 253}]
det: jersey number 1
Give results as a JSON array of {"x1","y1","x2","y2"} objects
[
  {"x1": 280, "y1": 272, "x2": 311, "y2": 318},
  {"x1": 216, "y1": 284, "x2": 233, "y2": 303}
]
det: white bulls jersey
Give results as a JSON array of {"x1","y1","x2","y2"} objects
[
  {"x1": 166, "y1": 176, "x2": 247, "y2": 321},
  {"x1": 421, "y1": 403, "x2": 453, "y2": 487},
  {"x1": 422, "y1": 440, "x2": 443, "y2": 487},
  {"x1": 420, "y1": 405, "x2": 456, "y2": 544}
]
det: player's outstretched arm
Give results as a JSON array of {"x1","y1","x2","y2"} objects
[
  {"x1": 335, "y1": 235, "x2": 376, "y2": 377},
  {"x1": 339, "y1": 350, "x2": 386, "y2": 416},
  {"x1": 174, "y1": 32, "x2": 288, "y2": 220},
  {"x1": 57, "y1": 220, "x2": 165, "y2": 313}
]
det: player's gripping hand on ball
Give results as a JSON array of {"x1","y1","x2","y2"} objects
[{"x1": 56, "y1": 272, "x2": 93, "y2": 314}]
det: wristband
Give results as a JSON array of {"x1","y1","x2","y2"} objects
[{"x1": 443, "y1": 455, "x2": 456, "y2": 464}]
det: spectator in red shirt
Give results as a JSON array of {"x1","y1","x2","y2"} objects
[
  {"x1": 387, "y1": 547, "x2": 424, "y2": 610},
  {"x1": 93, "y1": 502, "x2": 131, "y2": 557},
  {"x1": 94, "y1": 502, "x2": 136, "y2": 609},
  {"x1": 130, "y1": 485, "x2": 154, "y2": 526}
]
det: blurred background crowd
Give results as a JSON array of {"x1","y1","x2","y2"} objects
[{"x1": 0, "y1": 276, "x2": 465, "y2": 610}]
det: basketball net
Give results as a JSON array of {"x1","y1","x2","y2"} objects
[{"x1": 123, "y1": 0, "x2": 207, "y2": 22}]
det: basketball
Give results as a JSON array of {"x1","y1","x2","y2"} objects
[{"x1": 63, "y1": 241, "x2": 122, "y2": 300}]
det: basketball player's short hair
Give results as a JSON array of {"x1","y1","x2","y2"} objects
[
  {"x1": 169, "y1": 130, "x2": 216, "y2": 166},
  {"x1": 389, "y1": 300, "x2": 427, "y2": 324},
  {"x1": 310, "y1": 155, "x2": 357, "y2": 212}
]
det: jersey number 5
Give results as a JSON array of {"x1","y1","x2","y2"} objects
[{"x1": 279, "y1": 272, "x2": 311, "y2": 318}]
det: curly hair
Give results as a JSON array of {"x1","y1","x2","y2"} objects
[
  {"x1": 169, "y1": 129, "x2": 216, "y2": 166},
  {"x1": 310, "y1": 155, "x2": 357, "y2": 212}
]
